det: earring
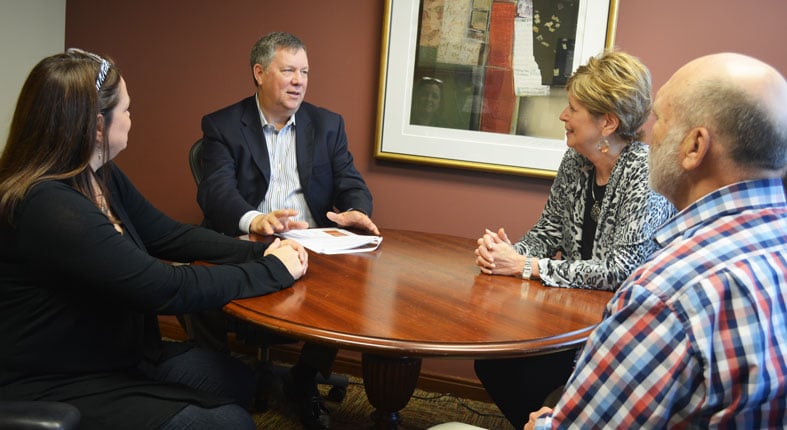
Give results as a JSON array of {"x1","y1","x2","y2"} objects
[{"x1": 597, "y1": 137, "x2": 610, "y2": 153}]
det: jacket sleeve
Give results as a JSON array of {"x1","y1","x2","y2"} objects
[
  {"x1": 107, "y1": 163, "x2": 264, "y2": 264},
  {"x1": 537, "y1": 179, "x2": 673, "y2": 290},
  {"x1": 323, "y1": 112, "x2": 373, "y2": 217},
  {"x1": 298, "y1": 104, "x2": 373, "y2": 227},
  {"x1": 514, "y1": 146, "x2": 676, "y2": 290},
  {"x1": 512, "y1": 149, "x2": 577, "y2": 258}
]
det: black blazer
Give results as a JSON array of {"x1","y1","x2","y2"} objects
[{"x1": 197, "y1": 96, "x2": 373, "y2": 236}]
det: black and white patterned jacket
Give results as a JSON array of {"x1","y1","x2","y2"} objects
[{"x1": 513, "y1": 142, "x2": 675, "y2": 290}]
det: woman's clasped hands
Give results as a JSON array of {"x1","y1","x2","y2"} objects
[
  {"x1": 264, "y1": 238, "x2": 308, "y2": 279},
  {"x1": 474, "y1": 228, "x2": 523, "y2": 276}
]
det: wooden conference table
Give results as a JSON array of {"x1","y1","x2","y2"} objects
[{"x1": 224, "y1": 228, "x2": 613, "y2": 428}]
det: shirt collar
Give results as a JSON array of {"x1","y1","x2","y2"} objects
[
  {"x1": 255, "y1": 93, "x2": 296, "y2": 129},
  {"x1": 654, "y1": 178, "x2": 786, "y2": 247}
]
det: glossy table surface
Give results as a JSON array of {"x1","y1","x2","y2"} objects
[{"x1": 224, "y1": 228, "x2": 613, "y2": 359}]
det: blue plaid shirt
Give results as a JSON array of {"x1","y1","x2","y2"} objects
[{"x1": 539, "y1": 178, "x2": 787, "y2": 429}]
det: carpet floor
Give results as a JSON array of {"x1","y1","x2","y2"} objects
[{"x1": 252, "y1": 374, "x2": 514, "y2": 430}]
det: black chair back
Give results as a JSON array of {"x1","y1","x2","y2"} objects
[{"x1": 189, "y1": 138, "x2": 204, "y2": 185}]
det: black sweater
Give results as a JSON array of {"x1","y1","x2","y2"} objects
[{"x1": 0, "y1": 163, "x2": 294, "y2": 429}]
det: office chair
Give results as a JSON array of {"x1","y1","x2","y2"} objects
[
  {"x1": 188, "y1": 138, "x2": 205, "y2": 185},
  {"x1": 0, "y1": 401, "x2": 81, "y2": 430},
  {"x1": 782, "y1": 172, "x2": 786, "y2": 196},
  {"x1": 185, "y1": 138, "x2": 348, "y2": 405}
]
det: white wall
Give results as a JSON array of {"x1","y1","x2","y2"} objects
[{"x1": 0, "y1": 0, "x2": 65, "y2": 153}]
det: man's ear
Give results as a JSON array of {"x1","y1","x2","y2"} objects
[
  {"x1": 253, "y1": 64, "x2": 265, "y2": 87},
  {"x1": 681, "y1": 126, "x2": 711, "y2": 171}
]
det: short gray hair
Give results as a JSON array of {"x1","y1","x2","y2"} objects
[
  {"x1": 676, "y1": 78, "x2": 787, "y2": 171},
  {"x1": 250, "y1": 32, "x2": 306, "y2": 71}
]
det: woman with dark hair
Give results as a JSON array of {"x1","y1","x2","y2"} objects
[
  {"x1": 0, "y1": 49, "x2": 308, "y2": 430},
  {"x1": 410, "y1": 76, "x2": 462, "y2": 128}
]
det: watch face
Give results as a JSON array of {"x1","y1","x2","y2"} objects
[{"x1": 522, "y1": 259, "x2": 532, "y2": 279}]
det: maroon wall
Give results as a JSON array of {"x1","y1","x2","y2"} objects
[
  {"x1": 65, "y1": 0, "x2": 787, "y2": 241},
  {"x1": 64, "y1": 0, "x2": 787, "y2": 382}
]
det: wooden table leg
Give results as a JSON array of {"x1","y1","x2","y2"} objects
[{"x1": 361, "y1": 353, "x2": 422, "y2": 429}]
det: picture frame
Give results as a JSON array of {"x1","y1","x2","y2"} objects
[{"x1": 374, "y1": 0, "x2": 619, "y2": 178}]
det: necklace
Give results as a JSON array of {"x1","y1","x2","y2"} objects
[
  {"x1": 590, "y1": 186, "x2": 601, "y2": 222},
  {"x1": 90, "y1": 173, "x2": 123, "y2": 234},
  {"x1": 94, "y1": 189, "x2": 124, "y2": 234},
  {"x1": 589, "y1": 171, "x2": 606, "y2": 223}
]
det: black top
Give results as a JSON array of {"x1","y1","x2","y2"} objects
[
  {"x1": 581, "y1": 170, "x2": 606, "y2": 260},
  {"x1": 0, "y1": 163, "x2": 294, "y2": 429}
]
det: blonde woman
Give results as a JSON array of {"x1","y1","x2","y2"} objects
[{"x1": 473, "y1": 51, "x2": 675, "y2": 429}]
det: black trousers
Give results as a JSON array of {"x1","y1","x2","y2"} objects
[
  {"x1": 177, "y1": 309, "x2": 337, "y2": 378},
  {"x1": 474, "y1": 348, "x2": 578, "y2": 429}
]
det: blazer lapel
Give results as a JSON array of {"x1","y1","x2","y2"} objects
[
  {"x1": 295, "y1": 107, "x2": 315, "y2": 190},
  {"x1": 240, "y1": 96, "x2": 271, "y2": 184}
]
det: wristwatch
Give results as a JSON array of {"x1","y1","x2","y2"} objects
[{"x1": 521, "y1": 257, "x2": 533, "y2": 279}]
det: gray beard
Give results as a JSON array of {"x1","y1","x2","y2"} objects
[{"x1": 648, "y1": 129, "x2": 685, "y2": 202}]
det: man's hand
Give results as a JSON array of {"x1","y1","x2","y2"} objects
[
  {"x1": 264, "y1": 238, "x2": 308, "y2": 279},
  {"x1": 524, "y1": 407, "x2": 553, "y2": 430},
  {"x1": 250, "y1": 209, "x2": 309, "y2": 235},
  {"x1": 326, "y1": 210, "x2": 380, "y2": 235}
]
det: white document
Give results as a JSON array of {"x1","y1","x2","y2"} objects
[
  {"x1": 279, "y1": 228, "x2": 383, "y2": 255},
  {"x1": 513, "y1": 0, "x2": 550, "y2": 96}
]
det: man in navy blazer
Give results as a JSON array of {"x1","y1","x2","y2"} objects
[
  {"x1": 198, "y1": 96, "x2": 377, "y2": 237},
  {"x1": 186, "y1": 32, "x2": 378, "y2": 430}
]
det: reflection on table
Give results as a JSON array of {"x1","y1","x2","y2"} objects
[{"x1": 225, "y1": 229, "x2": 612, "y2": 429}]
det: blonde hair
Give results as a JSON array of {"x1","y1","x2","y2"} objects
[{"x1": 566, "y1": 50, "x2": 652, "y2": 142}]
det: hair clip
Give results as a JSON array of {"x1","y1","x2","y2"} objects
[
  {"x1": 420, "y1": 76, "x2": 443, "y2": 85},
  {"x1": 66, "y1": 48, "x2": 110, "y2": 91}
]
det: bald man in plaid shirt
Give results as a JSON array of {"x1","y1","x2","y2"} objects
[{"x1": 527, "y1": 53, "x2": 787, "y2": 429}]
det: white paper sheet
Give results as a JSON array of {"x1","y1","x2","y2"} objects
[{"x1": 279, "y1": 228, "x2": 383, "y2": 255}]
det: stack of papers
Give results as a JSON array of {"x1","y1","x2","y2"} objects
[{"x1": 279, "y1": 228, "x2": 382, "y2": 254}]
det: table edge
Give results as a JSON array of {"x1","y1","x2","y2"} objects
[{"x1": 224, "y1": 301, "x2": 595, "y2": 359}]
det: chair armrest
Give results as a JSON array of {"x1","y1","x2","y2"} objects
[{"x1": 0, "y1": 401, "x2": 81, "y2": 430}]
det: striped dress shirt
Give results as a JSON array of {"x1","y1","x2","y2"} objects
[
  {"x1": 238, "y1": 103, "x2": 316, "y2": 233},
  {"x1": 539, "y1": 178, "x2": 787, "y2": 429}
]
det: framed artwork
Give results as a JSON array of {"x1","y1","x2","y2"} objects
[{"x1": 374, "y1": 0, "x2": 619, "y2": 178}]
